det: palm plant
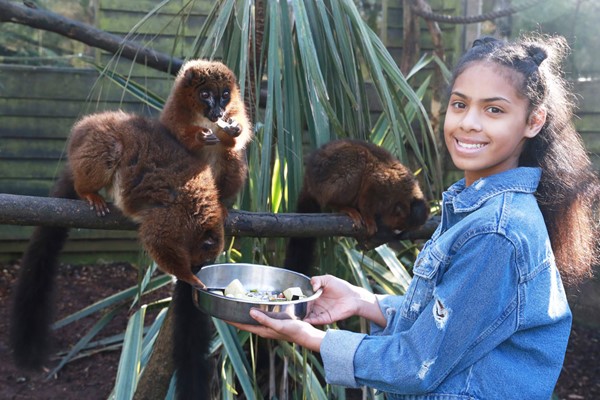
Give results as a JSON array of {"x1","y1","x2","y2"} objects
[{"x1": 52, "y1": 0, "x2": 446, "y2": 398}]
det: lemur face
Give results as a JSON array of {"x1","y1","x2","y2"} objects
[
  {"x1": 181, "y1": 60, "x2": 238, "y2": 123},
  {"x1": 197, "y1": 86, "x2": 231, "y2": 122}
]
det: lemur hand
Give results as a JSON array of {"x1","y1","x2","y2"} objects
[{"x1": 195, "y1": 127, "x2": 220, "y2": 145}]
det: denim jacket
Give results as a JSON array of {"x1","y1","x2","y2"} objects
[{"x1": 320, "y1": 167, "x2": 571, "y2": 400}]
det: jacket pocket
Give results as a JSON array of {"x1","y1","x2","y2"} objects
[{"x1": 401, "y1": 251, "x2": 441, "y2": 321}]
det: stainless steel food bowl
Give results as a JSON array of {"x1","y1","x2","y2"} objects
[{"x1": 192, "y1": 263, "x2": 322, "y2": 325}]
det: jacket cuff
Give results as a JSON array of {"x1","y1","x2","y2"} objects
[{"x1": 320, "y1": 329, "x2": 366, "y2": 388}]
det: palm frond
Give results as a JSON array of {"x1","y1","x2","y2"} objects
[{"x1": 86, "y1": 0, "x2": 447, "y2": 398}]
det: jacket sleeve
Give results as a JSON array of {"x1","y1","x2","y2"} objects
[
  {"x1": 370, "y1": 294, "x2": 405, "y2": 335},
  {"x1": 320, "y1": 233, "x2": 520, "y2": 394},
  {"x1": 319, "y1": 294, "x2": 405, "y2": 388}
]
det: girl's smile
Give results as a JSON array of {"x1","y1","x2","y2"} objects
[
  {"x1": 454, "y1": 138, "x2": 487, "y2": 151},
  {"x1": 444, "y1": 63, "x2": 545, "y2": 186}
]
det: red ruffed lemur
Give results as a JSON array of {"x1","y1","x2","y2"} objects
[{"x1": 284, "y1": 139, "x2": 429, "y2": 275}]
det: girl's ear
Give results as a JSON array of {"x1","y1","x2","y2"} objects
[{"x1": 525, "y1": 107, "x2": 547, "y2": 138}]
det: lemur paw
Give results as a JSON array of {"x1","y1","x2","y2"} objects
[
  {"x1": 195, "y1": 127, "x2": 220, "y2": 145},
  {"x1": 82, "y1": 193, "x2": 110, "y2": 217},
  {"x1": 340, "y1": 207, "x2": 377, "y2": 237},
  {"x1": 216, "y1": 117, "x2": 241, "y2": 137}
]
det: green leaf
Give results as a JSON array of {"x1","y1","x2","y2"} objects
[
  {"x1": 47, "y1": 306, "x2": 123, "y2": 379},
  {"x1": 213, "y1": 319, "x2": 257, "y2": 400},
  {"x1": 113, "y1": 306, "x2": 147, "y2": 400},
  {"x1": 140, "y1": 306, "x2": 168, "y2": 367},
  {"x1": 375, "y1": 245, "x2": 413, "y2": 293},
  {"x1": 52, "y1": 274, "x2": 171, "y2": 330}
]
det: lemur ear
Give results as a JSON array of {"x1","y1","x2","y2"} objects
[
  {"x1": 183, "y1": 69, "x2": 197, "y2": 86},
  {"x1": 525, "y1": 107, "x2": 547, "y2": 138}
]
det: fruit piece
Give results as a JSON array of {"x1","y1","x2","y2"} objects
[
  {"x1": 283, "y1": 287, "x2": 304, "y2": 301},
  {"x1": 224, "y1": 279, "x2": 246, "y2": 297}
]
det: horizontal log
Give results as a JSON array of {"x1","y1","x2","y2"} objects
[{"x1": 0, "y1": 194, "x2": 438, "y2": 248}]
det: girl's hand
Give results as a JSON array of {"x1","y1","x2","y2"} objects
[
  {"x1": 227, "y1": 309, "x2": 325, "y2": 352},
  {"x1": 305, "y1": 275, "x2": 387, "y2": 327}
]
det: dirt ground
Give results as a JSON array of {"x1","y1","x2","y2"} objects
[{"x1": 0, "y1": 261, "x2": 598, "y2": 400}]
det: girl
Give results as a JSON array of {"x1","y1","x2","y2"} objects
[{"x1": 230, "y1": 35, "x2": 600, "y2": 399}]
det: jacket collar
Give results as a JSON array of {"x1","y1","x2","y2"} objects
[{"x1": 444, "y1": 167, "x2": 542, "y2": 213}]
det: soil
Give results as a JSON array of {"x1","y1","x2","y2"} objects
[{"x1": 0, "y1": 261, "x2": 598, "y2": 400}]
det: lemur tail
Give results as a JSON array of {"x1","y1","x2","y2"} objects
[
  {"x1": 283, "y1": 189, "x2": 321, "y2": 276},
  {"x1": 172, "y1": 280, "x2": 213, "y2": 399},
  {"x1": 10, "y1": 167, "x2": 78, "y2": 369}
]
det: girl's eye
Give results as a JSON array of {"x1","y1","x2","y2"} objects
[
  {"x1": 486, "y1": 106, "x2": 502, "y2": 114},
  {"x1": 450, "y1": 101, "x2": 466, "y2": 110}
]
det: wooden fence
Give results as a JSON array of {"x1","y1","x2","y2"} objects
[
  {"x1": 0, "y1": 65, "x2": 153, "y2": 263},
  {"x1": 574, "y1": 81, "x2": 600, "y2": 169}
]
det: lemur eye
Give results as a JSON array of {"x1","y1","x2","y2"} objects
[
  {"x1": 222, "y1": 90, "x2": 231, "y2": 100},
  {"x1": 199, "y1": 91, "x2": 211, "y2": 100}
]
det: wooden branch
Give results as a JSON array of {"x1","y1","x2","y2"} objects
[
  {"x1": 0, "y1": 193, "x2": 438, "y2": 245},
  {"x1": 0, "y1": 0, "x2": 183, "y2": 75}
]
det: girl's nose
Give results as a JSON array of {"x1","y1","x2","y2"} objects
[{"x1": 460, "y1": 109, "x2": 483, "y2": 132}]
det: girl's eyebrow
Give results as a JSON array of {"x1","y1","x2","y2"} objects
[
  {"x1": 450, "y1": 91, "x2": 511, "y2": 104},
  {"x1": 450, "y1": 91, "x2": 468, "y2": 99},
  {"x1": 483, "y1": 96, "x2": 511, "y2": 104}
]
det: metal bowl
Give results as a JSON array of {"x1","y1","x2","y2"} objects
[{"x1": 192, "y1": 263, "x2": 322, "y2": 325}]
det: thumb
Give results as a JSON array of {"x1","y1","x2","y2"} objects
[
  {"x1": 249, "y1": 308, "x2": 277, "y2": 327},
  {"x1": 310, "y1": 275, "x2": 326, "y2": 292},
  {"x1": 250, "y1": 308, "x2": 266, "y2": 322}
]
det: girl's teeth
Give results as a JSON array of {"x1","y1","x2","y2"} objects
[{"x1": 458, "y1": 141, "x2": 485, "y2": 149}]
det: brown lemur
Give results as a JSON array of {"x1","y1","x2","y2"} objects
[
  {"x1": 284, "y1": 139, "x2": 429, "y2": 275},
  {"x1": 10, "y1": 60, "x2": 252, "y2": 400}
]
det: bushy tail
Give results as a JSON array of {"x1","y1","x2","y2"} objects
[
  {"x1": 9, "y1": 168, "x2": 77, "y2": 369},
  {"x1": 283, "y1": 189, "x2": 321, "y2": 276},
  {"x1": 172, "y1": 280, "x2": 212, "y2": 400}
]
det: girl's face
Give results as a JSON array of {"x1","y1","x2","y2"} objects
[{"x1": 444, "y1": 62, "x2": 545, "y2": 186}]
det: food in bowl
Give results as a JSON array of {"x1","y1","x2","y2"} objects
[{"x1": 211, "y1": 278, "x2": 307, "y2": 302}]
